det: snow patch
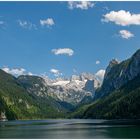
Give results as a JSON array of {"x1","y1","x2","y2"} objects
[{"x1": 52, "y1": 80, "x2": 70, "y2": 86}]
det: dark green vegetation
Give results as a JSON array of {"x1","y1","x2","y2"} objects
[
  {"x1": 1, "y1": 49, "x2": 140, "y2": 120},
  {"x1": 71, "y1": 49, "x2": 140, "y2": 119},
  {"x1": 71, "y1": 74, "x2": 140, "y2": 119},
  {"x1": 0, "y1": 70, "x2": 68, "y2": 120}
]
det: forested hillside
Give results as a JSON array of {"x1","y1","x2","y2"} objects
[{"x1": 0, "y1": 70, "x2": 67, "y2": 120}]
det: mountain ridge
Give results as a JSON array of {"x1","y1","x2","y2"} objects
[
  {"x1": 1, "y1": 49, "x2": 140, "y2": 120},
  {"x1": 71, "y1": 49, "x2": 140, "y2": 119},
  {"x1": 95, "y1": 49, "x2": 140, "y2": 99},
  {"x1": 17, "y1": 72, "x2": 101, "y2": 105}
]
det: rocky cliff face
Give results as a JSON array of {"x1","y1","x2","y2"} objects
[
  {"x1": 47, "y1": 73, "x2": 100, "y2": 105},
  {"x1": 18, "y1": 73, "x2": 101, "y2": 105},
  {"x1": 95, "y1": 49, "x2": 140, "y2": 99},
  {"x1": 104, "y1": 59, "x2": 120, "y2": 78},
  {"x1": 18, "y1": 75, "x2": 48, "y2": 97}
]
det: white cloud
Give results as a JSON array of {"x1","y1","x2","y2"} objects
[
  {"x1": 68, "y1": 1, "x2": 95, "y2": 10},
  {"x1": 2, "y1": 67, "x2": 26, "y2": 76},
  {"x1": 102, "y1": 10, "x2": 140, "y2": 26},
  {"x1": 2, "y1": 66, "x2": 33, "y2": 77},
  {"x1": 95, "y1": 69, "x2": 105, "y2": 81},
  {"x1": 17, "y1": 20, "x2": 37, "y2": 29},
  {"x1": 40, "y1": 18, "x2": 55, "y2": 27},
  {"x1": 28, "y1": 72, "x2": 33, "y2": 76},
  {"x1": 96, "y1": 60, "x2": 100, "y2": 65},
  {"x1": 50, "y1": 69, "x2": 59, "y2": 74},
  {"x1": 52, "y1": 48, "x2": 74, "y2": 56},
  {"x1": 50, "y1": 68, "x2": 62, "y2": 77},
  {"x1": 119, "y1": 30, "x2": 134, "y2": 39}
]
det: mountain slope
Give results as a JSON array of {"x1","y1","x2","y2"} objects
[
  {"x1": 80, "y1": 74, "x2": 140, "y2": 119},
  {"x1": 71, "y1": 49, "x2": 140, "y2": 119},
  {"x1": 1, "y1": 49, "x2": 140, "y2": 120},
  {"x1": 46, "y1": 73, "x2": 100, "y2": 105},
  {"x1": 95, "y1": 49, "x2": 140, "y2": 99},
  {"x1": 0, "y1": 70, "x2": 66, "y2": 120},
  {"x1": 18, "y1": 73, "x2": 100, "y2": 106},
  {"x1": 17, "y1": 75, "x2": 75, "y2": 111}
]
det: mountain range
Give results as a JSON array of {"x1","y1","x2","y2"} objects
[{"x1": 1, "y1": 49, "x2": 140, "y2": 120}]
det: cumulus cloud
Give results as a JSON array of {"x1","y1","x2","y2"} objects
[
  {"x1": 96, "y1": 60, "x2": 100, "y2": 65},
  {"x1": 52, "y1": 48, "x2": 74, "y2": 56},
  {"x1": 28, "y1": 72, "x2": 33, "y2": 76},
  {"x1": 102, "y1": 10, "x2": 140, "y2": 26},
  {"x1": 68, "y1": 1, "x2": 95, "y2": 10},
  {"x1": 40, "y1": 18, "x2": 55, "y2": 27},
  {"x1": 2, "y1": 66, "x2": 33, "y2": 77},
  {"x1": 119, "y1": 30, "x2": 134, "y2": 39},
  {"x1": 17, "y1": 20, "x2": 37, "y2": 29},
  {"x1": 50, "y1": 68, "x2": 62, "y2": 77},
  {"x1": 2, "y1": 67, "x2": 26, "y2": 76},
  {"x1": 95, "y1": 69, "x2": 105, "y2": 81}
]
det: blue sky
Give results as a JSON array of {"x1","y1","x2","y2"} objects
[{"x1": 0, "y1": 1, "x2": 140, "y2": 78}]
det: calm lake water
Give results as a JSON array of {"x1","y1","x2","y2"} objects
[{"x1": 0, "y1": 119, "x2": 140, "y2": 139}]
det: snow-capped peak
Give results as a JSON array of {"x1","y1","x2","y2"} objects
[{"x1": 40, "y1": 72, "x2": 101, "y2": 104}]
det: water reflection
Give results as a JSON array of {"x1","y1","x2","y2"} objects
[{"x1": 0, "y1": 119, "x2": 140, "y2": 139}]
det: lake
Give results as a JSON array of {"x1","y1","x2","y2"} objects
[{"x1": 0, "y1": 119, "x2": 140, "y2": 139}]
